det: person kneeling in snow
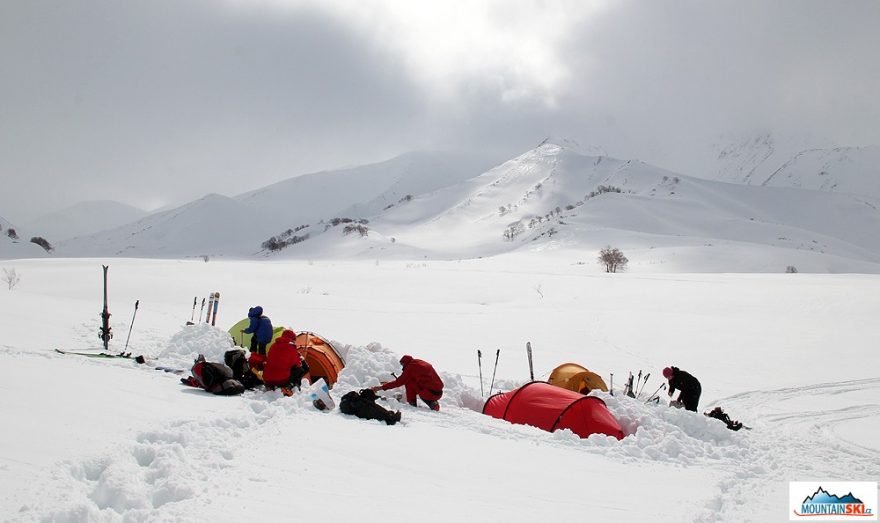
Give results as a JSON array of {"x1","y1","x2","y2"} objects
[
  {"x1": 263, "y1": 329, "x2": 309, "y2": 395},
  {"x1": 370, "y1": 355, "x2": 443, "y2": 411},
  {"x1": 664, "y1": 366, "x2": 701, "y2": 412}
]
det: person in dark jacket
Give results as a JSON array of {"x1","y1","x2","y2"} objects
[
  {"x1": 370, "y1": 355, "x2": 444, "y2": 411},
  {"x1": 664, "y1": 366, "x2": 702, "y2": 411},
  {"x1": 243, "y1": 306, "x2": 273, "y2": 370},
  {"x1": 262, "y1": 329, "x2": 309, "y2": 393}
]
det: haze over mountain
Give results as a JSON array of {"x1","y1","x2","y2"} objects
[
  {"x1": 694, "y1": 132, "x2": 879, "y2": 200},
  {"x1": 44, "y1": 141, "x2": 880, "y2": 273},
  {"x1": 56, "y1": 151, "x2": 496, "y2": 258},
  {"x1": 23, "y1": 200, "x2": 149, "y2": 242}
]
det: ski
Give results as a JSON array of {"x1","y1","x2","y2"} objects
[
  {"x1": 55, "y1": 348, "x2": 132, "y2": 359},
  {"x1": 198, "y1": 297, "x2": 206, "y2": 322},
  {"x1": 205, "y1": 292, "x2": 215, "y2": 324},
  {"x1": 211, "y1": 291, "x2": 220, "y2": 326},
  {"x1": 99, "y1": 265, "x2": 112, "y2": 351}
]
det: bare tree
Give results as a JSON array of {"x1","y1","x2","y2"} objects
[
  {"x1": 30, "y1": 236, "x2": 54, "y2": 252},
  {"x1": 598, "y1": 246, "x2": 628, "y2": 273},
  {"x1": 3, "y1": 268, "x2": 21, "y2": 290}
]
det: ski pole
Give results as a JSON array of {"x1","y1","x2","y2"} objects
[
  {"x1": 477, "y1": 350, "x2": 484, "y2": 397},
  {"x1": 526, "y1": 342, "x2": 534, "y2": 381},
  {"x1": 609, "y1": 373, "x2": 614, "y2": 396},
  {"x1": 488, "y1": 349, "x2": 500, "y2": 396},
  {"x1": 636, "y1": 372, "x2": 650, "y2": 398},
  {"x1": 123, "y1": 300, "x2": 139, "y2": 352},
  {"x1": 645, "y1": 383, "x2": 666, "y2": 403}
]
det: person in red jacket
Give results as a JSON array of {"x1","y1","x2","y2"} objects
[
  {"x1": 370, "y1": 355, "x2": 443, "y2": 411},
  {"x1": 262, "y1": 329, "x2": 309, "y2": 393}
]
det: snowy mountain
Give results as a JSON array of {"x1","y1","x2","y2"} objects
[
  {"x1": 30, "y1": 143, "x2": 880, "y2": 272},
  {"x1": 235, "y1": 150, "x2": 498, "y2": 227},
  {"x1": 56, "y1": 194, "x2": 287, "y2": 258},
  {"x1": 704, "y1": 131, "x2": 820, "y2": 185},
  {"x1": 55, "y1": 151, "x2": 497, "y2": 259},
  {"x1": 695, "y1": 132, "x2": 879, "y2": 200},
  {"x1": 762, "y1": 146, "x2": 880, "y2": 198},
  {"x1": 23, "y1": 200, "x2": 149, "y2": 242},
  {"x1": 271, "y1": 142, "x2": 880, "y2": 272}
]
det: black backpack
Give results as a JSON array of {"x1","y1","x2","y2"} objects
[
  {"x1": 339, "y1": 389, "x2": 401, "y2": 425},
  {"x1": 705, "y1": 406, "x2": 743, "y2": 431},
  {"x1": 191, "y1": 355, "x2": 245, "y2": 396}
]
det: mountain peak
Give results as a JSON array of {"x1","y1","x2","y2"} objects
[{"x1": 538, "y1": 136, "x2": 606, "y2": 157}]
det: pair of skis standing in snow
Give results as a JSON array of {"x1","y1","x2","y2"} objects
[{"x1": 187, "y1": 292, "x2": 221, "y2": 326}]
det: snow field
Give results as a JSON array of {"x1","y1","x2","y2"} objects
[{"x1": 1, "y1": 257, "x2": 878, "y2": 522}]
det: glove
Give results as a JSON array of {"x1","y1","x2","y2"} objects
[{"x1": 667, "y1": 389, "x2": 673, "y2": 397}]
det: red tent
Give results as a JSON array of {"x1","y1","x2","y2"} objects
[{"x1": 482, "y1": 381, "x2": 624, "y2": 440}]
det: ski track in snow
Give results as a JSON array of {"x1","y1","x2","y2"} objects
[{"x1": 691, "y1": 378, "x2": 880, "y2": 522}]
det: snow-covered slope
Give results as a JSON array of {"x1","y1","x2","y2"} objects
[
  {"x1": 695, "y1": 132, "x2": 879, "y2": 200},
  {"x1": 704, "y1": 131, "x2": 820, "y2": 185},
  {"x1": 235, "y1": 150, "x2": 497, "y2": 228},
  {"x1": 0, "y1": 215, "x2": 50, "y2": 259},
  {"x1": 23, "y1": 200, "x2": 149, "y2": 242},
  {"x1": 56, "y1": 194, "x2": 287, "y2": 258},
  {"x1": 23, "y1": 143, "x2": 880, "y2": 272},
  {"x1": 277, "y1": 142, "x2": 880, "y2": 272},
  {"x1": 762, "y1": 146, "x2": 880, "y2": 198}
]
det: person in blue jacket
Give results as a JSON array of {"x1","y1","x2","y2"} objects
[{"x1": 243, "y1": 306, "x2": 273, "y2": 365}]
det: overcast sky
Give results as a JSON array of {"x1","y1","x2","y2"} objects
[{"x1": 2, "y1": 0, "x2": 878, "y2": 222}]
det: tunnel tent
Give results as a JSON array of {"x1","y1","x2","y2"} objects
[
  {"x1": 547, "y1": 363, "x2": 609, "y2": 394},
  {"x1": 483, "y1": 381, "x2": 624, "y2": 440}
]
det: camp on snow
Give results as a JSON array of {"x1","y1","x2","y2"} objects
[
  {"x1": 483, "y1": 381, "x2": 624, "y2": 440},
  {"x1": 228, "y1": 319, "x2": 345, "y2": 387}
]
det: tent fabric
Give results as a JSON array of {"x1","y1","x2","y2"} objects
[
  {"x1": 547, "y1": 363, "x2": 608, "y2": 393},
  {"x1": 295, "y1": 331, "x2": 345, "y2": 388},
  {"x1": 482, "y1": 381, "x2": 624, "y2": 440},
  {"x1": 228, "y1": 318, "x2": 284, "y2": 349},
  {"x1": 228, "y1": 321, "x2": 345, "y2": 387}
]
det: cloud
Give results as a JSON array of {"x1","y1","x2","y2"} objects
[
  {"x1": 0, "y1": 0, "x2": 427, "y2": 219},
  {"x1": 1, "y1": 0, "x2": 878, "y2": 223}
]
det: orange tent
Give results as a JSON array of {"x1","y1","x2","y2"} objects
[{"x1": 296, "y1": 331, "x2": 345, "y2": 388}]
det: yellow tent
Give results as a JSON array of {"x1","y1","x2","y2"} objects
[
  {"x1": 228, "y1": 318, "x2": 284, "y2": 349},
  {"x1": 547, "y1": 363, "x2": 608, "y2": 394}
]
